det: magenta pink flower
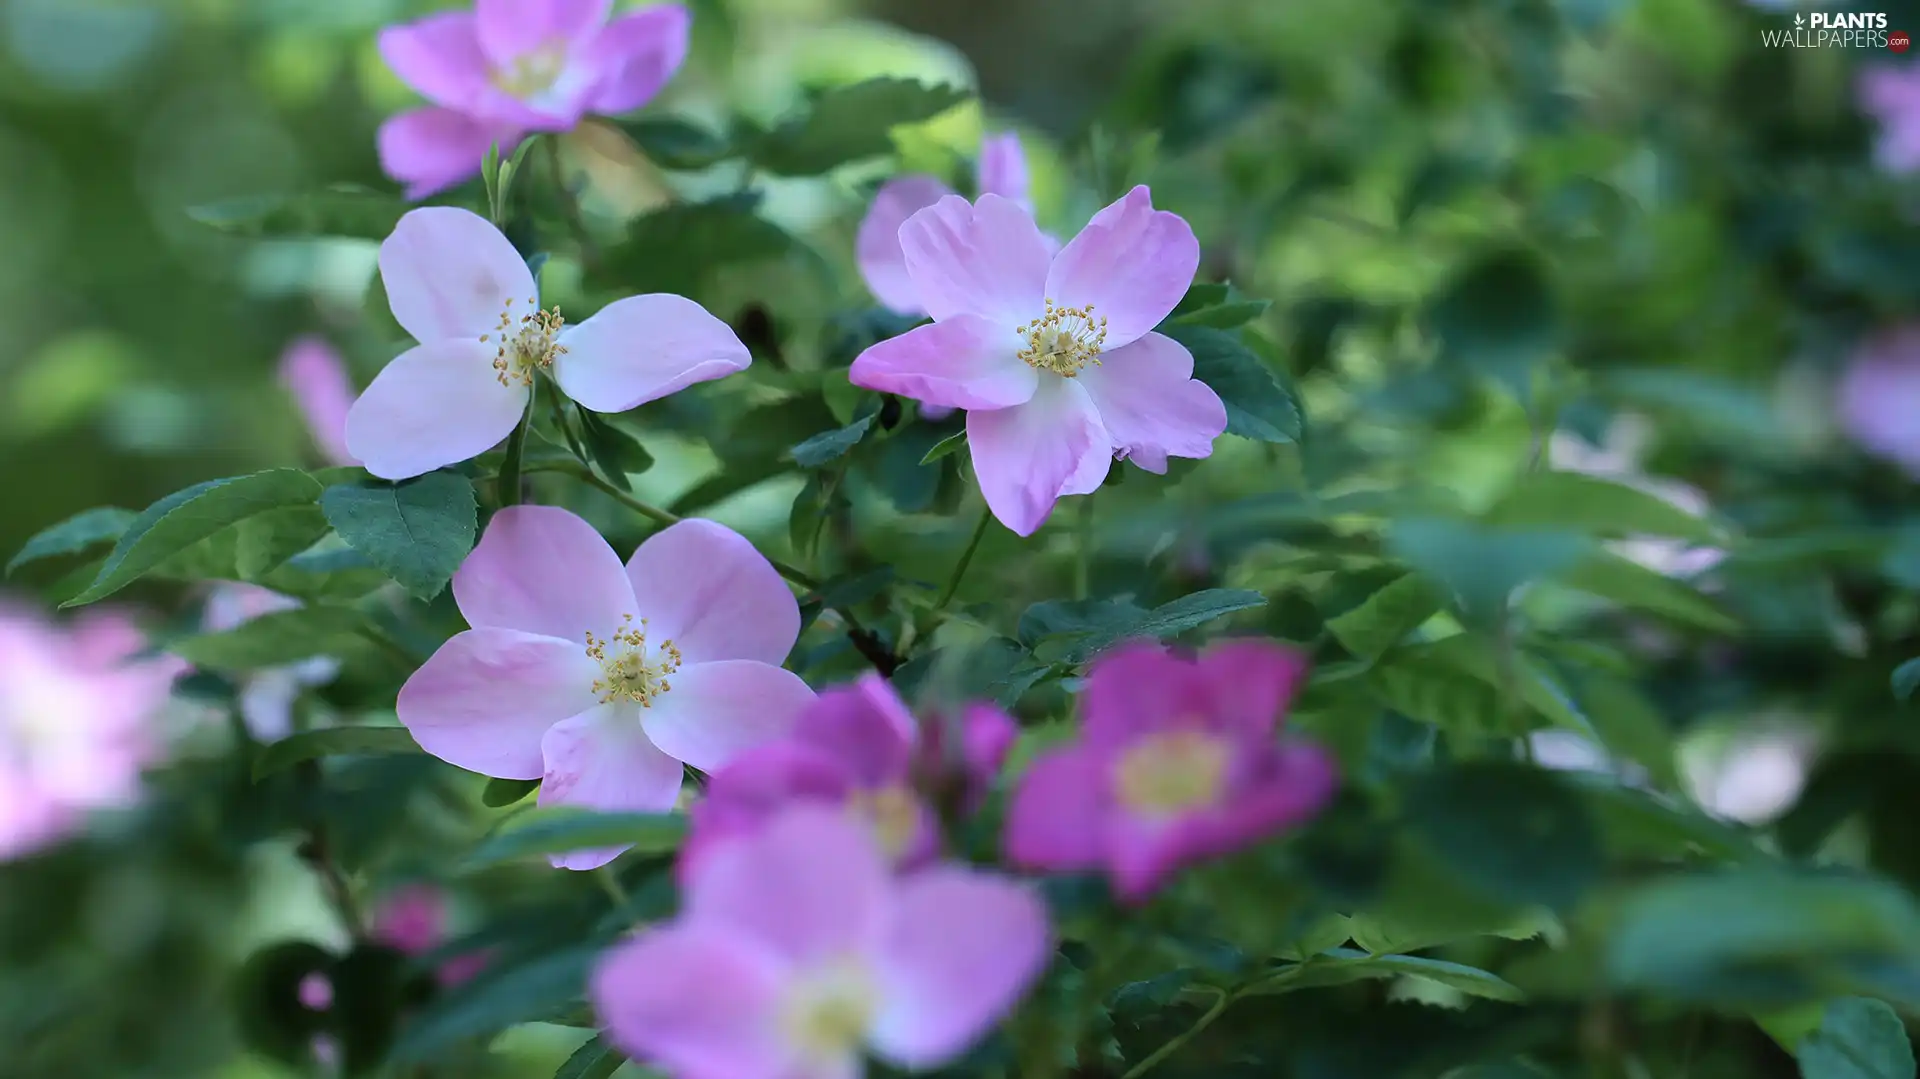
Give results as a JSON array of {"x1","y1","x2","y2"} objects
[
  {"x1": 396, "y1": 506, "x2": 814, "y2": 870},
  {"x1": 373, "y1": 883, "x2": 491, "y2": 987},
  {"x1": 201, "y1": 584, "x2": 340, "y2": 742},
  {"x1": 346, "y1": 207, "x2": 750, "y2": 479},
  {"x1": 378, "y1": 0, "x2": 690, "y2": 198},
  {"x1": 0, "y1": 601, "x2": 182, "y2": 861},
  {"x1": 849, "y1": 186, "x2": 1227, "y2": 536},
  {"x1": 1838, "y1": 325, "x2": 1920, "y2": 476},
  {"x1": 1860, "y1": 65, "x2": 1920, "y2": 174},
  {"x1": 279, "y1": 337, "x2": 360, "y2": 468},
  {"x1": 1004, "y1": 639, "x2": 1335, "y2": 901},
  {"x1": 592, "y1": 805, "x2": 1051, "y2": 1079}
]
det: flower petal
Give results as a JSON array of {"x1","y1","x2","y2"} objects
[
  {"x1": 626, "y1": 518, "x2": 799, "y2": 666},
  {"x1": 453, "y1": 505, "x2": 640, "y2": 642},
  {"x1": 900, "y1": 194, "x2": 1051, "y2": 326},
  {"x1": 850, "y1": 315, "x2": 1037, "y2": 411},
  {"x1": 794, "y1": 674, "x2": 917, "y2": 786},
  {"x1": 377, "y1": 12, "x2": 493, "y2": 111},
  {"x1": 680, "y1": 741, "x2": 856, "y2": 885},
  {"x1": 683, "y1": 805, "x2": 889, "y2": 963},
  {"x1": 1079, "y1": 641, "x2": 1204, "y2": 746},
  {"x1": 592, "y1": 923, "x2": 792, "y2": 1079},
  {"x1": 1195, "y1": 639, "x2": 1311, "y2": 738},
  {"x1": 1003, "y1": 745, "x2": 1109, "y2": 872},
  {"x1": 343, "y1": 338, "x2": 527, "y2": 480},
  {"x1": 639, "y1": 660, "x2": 814, "y2": 772},
  {"x1": 396, "y1": 628, "x2": 601, "y2": 779},
  {"x1": 871, "y1": 867, "x2": 1051, "y2": 1068},
  {"x1": 475, "y1": 0, "x2": 611, "y2": 65},
  {"x1": 552, "y1": 294, "x2": 750, "y2": 414},
  {"x1": 856, "y1": 175, "x2": 955, "y2": 315},
  {"x1": 238, "y1": 670, "x2": 302, "y2": 742},
  {"x1": 379, "y1": 207, "x2": 537, "y2": 344},
  {"x1": 1045, "y1": 186, "x2": 1199, "y2": 348},
  {"x1": 279, "y1": 337, "x2": 360, "y2": 467},
  {"x1": 538, "y1": 702, "x2": 684, "y2": 870},
  {"x1": 378, "y1": 109, "x2": 521, "y2": 202},
  {"x1": 1077, "y1": 332, "x2": 1226, "y2": 473},
  {"x1": 577, "y1": 4, "x2": 691, "y2": 114},
  {"x1": 975, "y1": 132, "x2": 1031, "y2": 210},
  {"x1": 965, "y1": 377, "x2": 1108, "y2": 536}
]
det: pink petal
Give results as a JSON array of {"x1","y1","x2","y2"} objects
[
  {"x1": 377, "y1": 13, "x2": 494, "y2": 111},
  {"x1": 1194, "y1": 639, "x2": 1311, "y2": 738},
  {"x1": 975, "y1": 132, "x2": 1031, "y2": 211},
  {"x1": 1058, "y1": 430, "x2": 1113, "y2": 497},
  {"x1": 278, "y1": 337, "x2": 360, "y2": 466},
  {"x1": 453, "y1": 505, "x2": 640, "y2": 643},
  {"x1": 592, "y1": 923, "x2": 792, "y2": 1079},
  {"x1": 552, "y1": 294, "x2": 750, "y2": 414},
  {"x1": 625, "y1": 519, "x2": 799, "y2": 666},
  {"x1": 794, "y1": 675, "x2": 917, "y2": 786},
  {"x1": 638, "y1": 660, "x2": 814, "y2": 773},
  {"x1": 1104, "y1": 813, "x2": 1211, "y2": 902},
  {"x1": 475, "y1": 0, "x2": 611, "y2": 65},
  {"x1": 900, "y1": 194, "x2": 1051, "y2": 326},
  {"x1": 396, "y1": 628, "x2": 602, "y2": 779},
  {"x1": 1003, "y1": 746, "x2": 1109, "y2": 872},
  {"x1": 578, "y1": 4, "x2": 691, "y2": 115},
  {"x1": 342, "y1": 338, "x2": 528, "y2": 480},
  {"x1": 372, "y1": 885, "x2": 448, "y2": 955},
  {"x1": 1079, "y1": 641, "x2": 1204, "y2": 746},
  {"x1": 965, "y1": 377, "x2": 1108, "y2": 536},
  {"x1": 849, "y1": 315, "x2": 1037, "y2": 411},
  {"x1": 870, "y1": 867, "x2": 1051, "y2": 1068},
  {"x1": 1210, "y1": 742, "x2": 1339, "y2": 850},
  {"x1": 680, "y1": 742, "x2": 856, "y2": 885},
  {"x1": 1045, "y1": 186, "x2": 1198, "y2": 348},
  {"x1": 1077, "y1": 332, "x2": 1226, "y2": 473},
  {"x1": 856, "y1": 175, "x2": 955, "y2": 315},
  {"x1": 379, "y1": 206, "x2": 537, "y2": 344},
  {"x1": 538, "y1": 703, "x2": 685, "y2": 870},
  {"x1": 378, "y1": 109, "x2": 522, "y2": 202},
  {"x1": 683, "y1": 805, "x2": 889, "y2": 964},
  {"x1": 1838, "y1": 328, "x2": 1920, "y2": 475},
  {"x1": 960, "y1": 704, "x2": 1018, "y2": 792}
]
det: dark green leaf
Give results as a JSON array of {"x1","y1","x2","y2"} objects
[
  {"x1": 7, "y1": 506, "x2": 135, "y2": 576},
  {"x1": 1390, "y1": 517, "x2": 1591, "y2": 624},
  {"x1": 1345, "y1": 908, "x2": 1552, "y2": 956},
  {"x1": 1798, "y1": 997, "x2": 1915, "y2": 1079},
  {"x1": 576, "y1": 410, "x2": 655, "y2": 491},
  {"x1": 1484, "y1": 471, "x2": 1721, "y2": 544},
  {"x1": 1131, "y1": 588, "x2": 1270, "y2": 640},
  {"x1": 1326, "y1": 572, "x2": 1443, "y2": 660},
  {"x1": 235, "y1": 504, "x2": 333, "y2": 580},
  {"x1": 1025, "y1": 589, "x2": 1267, "y2": 663},
  {"x1": 187, "y1": 185, "x2": 407, "y2": 240},
  {"x1": 482, "y1": 777, "x2": 541, "y2": 808},
  {"x1": 1405, "y1": 761, "x2": 1603, "y2": 911},
  {"x1": 1249, "y1": 947, "x2": 1524, "y2": 1002},
  {"x1": 320, "y1": 474, "x2": 478, "y2": 601},
  {"x1": 252, "y1": 726, "x2": 423, "y2": 780},
  {"x1": 919, "y1": 430, "x2": 968, "y2": 465},
  {"x1": 789, "y1": 414, "x2": 875, "y2": 468},
  {"x1": 234, "y1": 941, "x2": 335, "y2": 1067},
  {"x1": 749, "y1": 78, "x2": 970, "y2": 176},
  {"x1": 386, "y1": 947, "x2": 598, "y2": 1064},
  {"x1": 598, "y1": 195, "x2": 794, "y2": 294},
  {"x1": 1164, "y1": 325, "x2": 1302, "y2": 443},
  {"x1": 624, "y1": 117, "x2": 733, "y2": 170},
  {"x1": 1894, "y1": 658, "x2": 1920, "y2": 702},
  {"x1": 1556, "y1": 553, "x2": 1738, "y2": 634},
  {"x1": 64, "y1": 470, "x2": 325, "y2": 606},
  {"x1": 1429, "y1": 247, "x2": 1559, "y2": 399},
  {"x1": 462, "y1": 808, "x2": 688, "y2": 869},
  {"x1": 1171, "y1": 282, "x2": 1230, "y2": 316},
  {"x1": 166, "y1": 604, "x2": 370, "y2": 670},
  {"x1": 555, "y1": 1036, "x2": 627, "y2": 1079},
  {"x1": 1173, "y1": 298, "x2": 1271, "y2": 330}
]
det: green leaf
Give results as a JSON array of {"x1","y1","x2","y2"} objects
[
  {"x1": 1326, "y1": 572, "x2": 1444, "y2": 660},
  {"x1": 1404, "y1": 761, "x2": 1604, "y2": 911},
  {"x1": 251, "y1": 726, "x2": 422, "y2": 780},
  {"x1": 187, "y1": 184, "x2": 408, "y2": 240},
  {"x1": 1249, "y1": 948, "x2": 1524, "y2": 1002},
  {"x1": 624, "y1": 117, "x2": 733, "y2": 170},
  {"x1": 1390, "y1": 517, "x2": 1591, "y2": 624},
  {"x1": 555, "y1": 1036, "x2": 627, "y2": 1079},
  {"x1": 1893, "y1": 658, "x2": 1920, "y2": 702},
  {"x1": 235, "y1": 505, "x2": 333, "y2": 580},
  {"x1": 1484, "y1": 471, "x2": 1721, "y2": 544},
  {"x1": 749, "y1": 78, "x2": 970, "y2": 176},
  {"x1": 919, "y1": 429, "x2": 968, "y2": 465},
  {"x1": 462, "y1": 808, "x2": 688, "y2": 869},
  {"x1": 789, "y1": 414, "x2": 875, "y2": 468},
  {"x1": 166, "y1": 605, "x2": 370, "y2": 670},
  {"x1": 576, "y1": 410, "x2": 655, "y2": 491},
  {"x1": 1025, "y1": 589, "x2": 1268, "y2": 664},
  {"x1": 1171, "y1": 282, "x2": 1230, "y2": 315},
  {"x1": 7, "y1": 507, "x2": 135, "y2": 576},
  {"x1": 482, "y1": 777, "x2": 541, "y2": 808},
  {"x1": 1428, "y1": 247, "x2": 1559, "y2": 399},
  {"x1": 64, "y1": 471, "x2": 325, "y2": 607},
  {"x1": 1132, "y1": 588, "x2": 1271, "y2": 639},
  {"x1": 387, "y1": 947, "x2": 598, "y2": 1065},
  {"x1": 1346, "y1": 908, "x2": 1553, "y2": 956},
  {"x1": 1556, "y1": 553, "x2": 1738, "y2": 634},
  {"x1": 1173, "y1": 299, "x2": 1272, "y2": 330},
  {"x1": 1797, "y1": 997, "x2": 1914, "y2": 1079},
  {"x1": 598, "y1": 195, "x2": 794, "y2": 294},
  {"x1": 1568, "y1": 672, "x2": 1679, "y2": 789},
  {"x1": 320, "y1": 474, "x2": 478, "y2": 601},
  {"x1": 1163, "y1": 325, "x2": 1301, "y2": 443}
]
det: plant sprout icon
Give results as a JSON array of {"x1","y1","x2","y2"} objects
[{"x1": 1795, "y1": 12, "x2": 1805, "y2": 26}]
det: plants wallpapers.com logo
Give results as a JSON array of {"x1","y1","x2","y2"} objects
[{"x1": 1762, "y1": 9, "x2": 1910, "y2": 50}]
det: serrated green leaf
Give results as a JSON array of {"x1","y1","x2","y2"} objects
[
  {"x1": 554, "y1": 1036, "x2": 627, "y2": 1079},
  {"x1": 1026, "y1": 589, "x2": 1267, "y2": 664},
  {"x1": 1485, "y1": 471, "x2": 1721, "y2": 544},
  {"x1": 789, "y1": 414, "x2": 875, "y2": 468},
  {"x1": 1797, "y1": 997, "x2": 1914, "y2": 1079},
  {"x1": 750, "y1": 78, "x2": 970, "y2": 176},
  {"x1": 1556, "y1": 553, "x2": 1738, "y2": 633},
  {"x1": 1163, "y1": 324, "x2": 1301, "y2": 443},
  {"x1": 188, "y1": 185, "x2": 408, "y2": 240},
  {"x1": 1249, "y1": 947, "x2": 1524, "y2": 1002},
  {"x1": 166, "y1": 605, "x2": 369, "y2": 670},
  {"x1": 919, "y1": 430, "x2": 967, "y2": 465},
  {"x1": 320, "y1": 474, "x2": 477, "y2": 601},
  {"x1": 1327, "y1": 572, "x2": 1444, "y2": 660},
  {"x1": 462, "y1": 808, "x2": 687, "y2": 869},
  {"x1": 8, "y1": 507, "x2": 135, "y2": 576},
  {"x1": 1173, "y1": 298, "x2": 1272, "y2": 330},
  {"x1": 598, "y1": 195, "x2": 794, "y2": 294},
  {"x1": 251, "y1": 726, "x2": 422, "y2": 780},
  {"x1": 1345, "y1": 908, "x2": 1553, "y2": 956},
  {"x1": 482, "y1": 777, "x2": 541, "y2": 808},
  {"x1": 576, "y1": 410, "x2": 655, "y2": 491},
  {"x1": 625, "y1": 117, "x2": 733, "y2": 169},
  {"x1": 64, "y1": 471, "x2": 325, "y2": 607},
  {"x1": 235, "y1": 505, "x2": 332, "y2": 580}
]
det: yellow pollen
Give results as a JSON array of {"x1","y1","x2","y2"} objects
[
  {"x1": 1113, "y1": 729, "x2": 1229, "y2": 816},
  {"x1": 482, "y1": 297, "x2": 568, "y2": 387},
  {"x1": 779, "y1": 959, "x2": 878, "y2": 1064},
  {"x1": 848, "y1": 786, "x2": 920, "y2": 859},
  {"x1": 489, "y1": 43, "x2": 568, "y2": 100},
  {"x1": 584, "y1": 615, "x2": 682, "y2": 707},
  {"x1": 1016, "y1": 299, "x2": 1108, "y2": 377}
]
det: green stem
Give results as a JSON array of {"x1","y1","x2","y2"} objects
[
  {"x1": 543, "y1": 136, "x2": 599, "y2": 269},
  {"x1": 498, "y1": 400, "x2": 533, "y2": 507},
  {"x1": 1073, "y1": 495, "x2": 1095, "y2": 600},
  {"x1": 936, "y1": 503, "x2": 994, "y2": 612},
  {"x1": 1120, "y1": 987, "x2": 1235, "y2": 1079}
]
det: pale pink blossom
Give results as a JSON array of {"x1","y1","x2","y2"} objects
[
  {"x1": 850, "y1": 186, "x2": 1227, "y2": 535},
  {"x1": 1837, "y1": 325, "x2": 1920, "y2": 476},
  {"x1": 1681, "y1": 722, "x2": 1816, "y2": 825},
  {"x1": 396, "y1": 506, "x2": 815, "y2": 870},
  {"x1": 378, "y1": 0, "x2": 690, "y2": 198},
  {"x1": 592, "y1": 806, "x2": 1051, "y2": 1079},
  {"x1": 279, "y1": 337, "x2": 359, "y2": 468},
  {"x1": 0, "y1": 601, "x2": 182, "y2": 861},
  {"x1": 1547, "y1": 415, "x2": 1723, "y2": 578},
  {"x1": 1859, "y1": 65, "x2": 1920, "y2": 174},
  {"x1": 346, "y1": 207, "x2": 749, "y2": 479},
  {"x1": 201, "y1": 584, "x2": 340, "y2": 742}
]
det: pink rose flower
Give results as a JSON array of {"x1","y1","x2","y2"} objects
[
  {"x1": 592, "y1": 805, "x2": 1051, "y2": 1079},
  {"x1": 1859, "y1": 65, "x2": 1920, "y2": 174},
  {"x1": 345, "y1": 207, "x2": 750, "y2": 480},
  {"x1": 849, "y1": 186, "x2": 1228, "y2": 535},
  {"x1": 378, "y1": 0, "x2": 690, "y2": 198},
  {"x1": 201, "y1": 584, "x2": 340, "y2": 742},
  {"x1": 278, "y1": 337, "x2": 360, "y2": 468},
  {"x1": 1004, "y1": 639, "x2": 1336, "y2": 901},
  {"x1": 1837, "y1": 325, "x2": 1920, "y2": 476},
  {"x1": 396, "y1": 506, "x2": 815, "y2": 870},
  {"x1": 372, "y1": 883, "x2": 491, "y2": 987},
  {"x1": 0, "y1": 601, "x2": 182, "y2": 861}
]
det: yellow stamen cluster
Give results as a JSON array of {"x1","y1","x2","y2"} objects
[
  {"x1": 780, "y1": 960, "x2": 879, "y2": 1063},
  {"x1": 482, "y1": 297, "x2": 568, "y2": 387},
  {"x1": 584, "y1": 615, "x2": 682, "y2": 707},
  {"x1": 848, "y1": 785, "x2": 920, "y2": 859},
  {"x1": 489, "y1": 45, "x2": 567, "y2": 100},
  {"x1": 1113, "y1": 728, "x2": 1229, "y2": 816},
  {"x1": 1016, "y1": 300, "x2": 1108, "y2": 377}
]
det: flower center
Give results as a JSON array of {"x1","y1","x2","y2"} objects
[
  {"x1": 1017, "y1": 300, "x2": 1108, "y2": 377},
  {"x1": 584, "y1": 615, "x2": 682, "y2": 707},
  {"x1": 847, "y1": 785, "x2": 920, "y2": 860},
  {"x1": 779, "y1": 958, "x2": 879, "y2": 1065},
  {"x1": 1113, "y1": 729, "x2": 1229, "y2": 817},
  {"x1": 490, "y1": 43, "x2": 568, "y2": 101},
  {"x1": 481, "y1": 297, "x2": 568, "y2": 387}
]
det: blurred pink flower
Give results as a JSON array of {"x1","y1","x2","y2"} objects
[
  {"x1": 346, "y1": 207, "x2": 750, "y2": 480},
  {"x1": 1859, "y1": 65, "x2": 1920, "y2": 174},
  {"x1": 1682, "y1": 723, "x2": 1816, "y2": 825},
  {"x1": 1837, "y1": 325, "x2": 1920, "y2": 476},
  {"x1": 377, "y1": 0, "x2": 690, "y2": 198},
  {"x1": 278, "y1": 337, "x2": 360, "y2": 468},
  {"x1": 850, "y1": 186, "x2": 1226, "y2": 535},
  {"x1": 201, "y1": 584, "x2": 340, "y2": 742},
  {"x1": 1004, "y1": 640, "x2": 1336, "y2": 902},
  {"x1": 0, "y1": 601, "x2": 182, "y2": 861},
  {"x1": 298, "y1": 972, "x2": 334, "y2": 1011},
  {"x1": 373, "y1": 883, "x2": 491, "y2": 987},
  {"x1": 1547, "y1": 415, "x2": 1723, "y2": 578},
  {"x1": 592, "y1": 806, "x2": 1050, "y2": 1079},
  {"x1": 396, "y1": 506, "x2": 814, "y2": 870}
]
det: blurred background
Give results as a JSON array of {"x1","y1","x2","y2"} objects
[{"x1": 7, "y1": 0, "x2": 1920, "y2": 1075}]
